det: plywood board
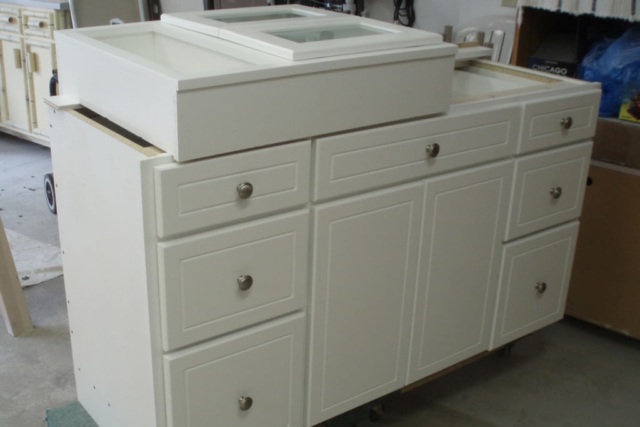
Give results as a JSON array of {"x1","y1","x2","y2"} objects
[{"x1": 0, "y1": 216, "x2": 33, "y2": 337}]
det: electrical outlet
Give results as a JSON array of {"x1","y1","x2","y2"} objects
[{"x1": 502, "y1": 0, "x2": 518, "y2": 7}]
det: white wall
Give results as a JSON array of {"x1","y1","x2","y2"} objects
[
  {"x1": 366, "y1": 0, "x2": 516, "y2": 33},
  {"x1": 161, "y1": 0, "x2": 203, "y2": 13}
]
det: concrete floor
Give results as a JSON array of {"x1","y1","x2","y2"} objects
[{"x1": 1, "y1": 134, "x2": 640, "y2": 427}]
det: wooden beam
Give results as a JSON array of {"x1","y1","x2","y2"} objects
[{"x1": 0, "y1": 216, "x2": 33, "y2": 337}]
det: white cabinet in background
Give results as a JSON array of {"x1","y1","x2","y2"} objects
[
  {"x1": 24, "y1": 38, "x2": 55, "y2": 137},
  {"x1": 408, "y1": 162, "x2": 512, "y2": 384},
  {"x1": 307, "y1": 183, "x2": 423, "y2": 426},
  {"x1": 0, "y1": 1, "x2": 71, "y2": 146},
  {"x1": 0, "y1": 35, "x2": 30, "y2": 131}
]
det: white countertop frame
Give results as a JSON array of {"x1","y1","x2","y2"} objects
[
  {"x1": 161, "y1": 5, "x2": 345, "y2": 37},
  {"x1": 55, "y1": 21, "x2": 456, "y2": 92}
]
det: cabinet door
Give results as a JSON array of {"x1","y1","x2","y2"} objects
[
  {"x1": 25, "y1": 40, "x2": 55, "y2": 138},
  {"x1": 407, "y1": 161, "x2": 513, "y2": 384},
  {"x1": 308, "y1": 183, "x2": 423, "y2": 426},
  {"x1": 0, "y1": 36, "x2": 31, "y2": 132}
]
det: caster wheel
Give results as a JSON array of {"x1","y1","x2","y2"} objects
[
  {"x1": 369, "y1": 404, "x2": 384, "y2": 422},
  {"x1": 44, "y1": 173, "x2": 57, "y2": 215},
  {"x1": 499, "y1": 342, "x2": 516, "y2": 358}
]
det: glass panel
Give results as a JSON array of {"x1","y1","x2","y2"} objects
[
  {"x1": 267, "y1": 25, "x2": 391, "y2": 44},
  {"x1": 207, "y1": 11, "x2": 309, "y2": 23}
]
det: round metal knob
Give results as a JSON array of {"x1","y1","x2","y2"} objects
[
  {"x1": 238, "y1": 396, "x2": 253, "y2": 411},
  {"x1": 426, "y1": 143, "x2": 440, "y2": 158},
  {"x1": 237, "y1": 275, "x2": 253, "y2": 291},
  {"x1": 560, "y1": 117, "x2": 573, "y2": 130},
  {"x1": 236, "y1": 182, "x2": 253, "y2": 200},
  {"x1": 536, "y1": 282, "x2": 547, "y2": 294},
  {"x1": 550, "y1": 187, "x2": 563, "y2": 200}
]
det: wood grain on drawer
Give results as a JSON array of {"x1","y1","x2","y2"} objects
[
  {"x1": 164, "y1": 314, "x2": 305, "y2": 427},
  {"x1": 506, "y1": 142, "x2": 591, "y2": 241},
  {"x1": 314, "y1": 105, "x2": 520, "y2": 201},
  {"x1": 154, "y1": 141, "x2": 310, "y2": 238},
  {"x1": 158, "y1": 211, "x2": 308, "y2": 351},
  {"x1": 490, "y1": 222, "x2": 579, "y2": 349},
  {"x1": 519, "y1": 91, "x2": 600, "y2": 154}
]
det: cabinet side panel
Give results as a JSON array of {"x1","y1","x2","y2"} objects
[{"x1": 49, "y1": 108, "x2": 159, "y2": 427}]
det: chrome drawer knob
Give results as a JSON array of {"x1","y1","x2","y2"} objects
[
  {"x1": 237, "y1": 275, "x2": 253, "y2": 291},
  {"x1": 238, "y1": 396, "x2": 253, "y2": 411},
  {"x1": 536, "y1": 282, "x2": 547, "y2": 294},
  {"x1": 550, "y1": 187, "x2": 563, "y2": 199},
  {"x1": 426, "y1": 143, "x2": 440, "y2": 158},
  {"x1": 236, "y1": 182, "x2": 253, "y2": 199},
  {"x1": 560, "y1": 117, "x2": 573, "y2": 130}
]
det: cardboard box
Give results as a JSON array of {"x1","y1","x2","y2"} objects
[
  {"x1": 591, "y1": 118, "x2": 640, "y2": 168},
  {"x1": 527, "y1": 33, "x2": 578, "y2": 77},
  {"x1": 566, "y1": 117, "x2": 640, "y2": 341},
  {"x1": 566, "y1": 165, "x2": 640, "y2": 340}
]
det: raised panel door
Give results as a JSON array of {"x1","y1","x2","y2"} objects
[
  {"x1": 307, "y1": 183, "x2": 423, "y2": 426},
  {"x1": 25, "y1": 40, "x2": 55, "y2": 138},
  {"x1": 408, "y1": 161, "x2": 512, "y2": 384},
  {"x1": 0, "y1": 36, "x2": 31, "y2": 131}
]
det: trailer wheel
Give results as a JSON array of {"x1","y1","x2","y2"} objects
[{"x1": 44, "y1": 173, "x2": 57, "y2": 215}]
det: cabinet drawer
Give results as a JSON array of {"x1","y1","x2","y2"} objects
[
  {"x1": 314, "y1": 105, "x2": 520, "y2": 201},
  {"x1": 158, "y1": 211, "x2": 308, "y2": 351},
  {"x1": 22, "y1": 10, "x2": 53, "y2": 39},
  {"x1": 164, "y1": 314, "x2": 305, "y2": 427},
  {"x1": 506, "y1": 142, "x2": 591, "y2": 241},
  {"x1": 519, "y1": 91, "x2": 600, "y2": 154},
  {"x1": 155, "y1": 141, "x2": 310, "y2": 238},
  {"x1": 0, "y1": 9, "x2": 21, "y2": 34},
  {"x1": 490, "y1": 222, "x2": 579, "y2": 349}
]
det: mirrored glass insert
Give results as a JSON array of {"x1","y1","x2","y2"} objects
[
  {"x1": 267, "y1": 25, "x2": 392, "y2": 43},
  {"x1": 207, "y1": 11, "x2": 309, "y2": 23}
]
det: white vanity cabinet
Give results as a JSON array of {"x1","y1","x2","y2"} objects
[
  {"x1": 49, "y1": 7, "x2": 601, "y2": 427},
  {"x1": 0, "y1": 1, "x2": 71, "y2": 146}
]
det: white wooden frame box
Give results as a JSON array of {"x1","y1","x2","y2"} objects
[
  {"x1": 49, "y1": 8, "x2": 601, "y2": 426},
  {"x1": 54, "y1": 12, "x2": 456, "y2": 162},
  {"x1": 161, "y1": 5, "x2": 345, "y2": 37}
]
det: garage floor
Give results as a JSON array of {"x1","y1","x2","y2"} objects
[{"x1": 1, "y1": 134, "x2": 640, "y2": 427}]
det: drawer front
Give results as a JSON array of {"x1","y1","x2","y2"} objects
[
  {"x1": 155, "y1": 141, "x2": 310, "y2": 238},
  {"x1": 0, "y1": 8, "x2": 21, "y2": 34},
  {"x1": 164, "y1": 315, "x2": 305, "y2": 427},
  {"x1": 490, "y1": 222, "x2": 579, "y2": 349},
  {"x1": 158, "y1": 211, "x2": 308, "y2": 351},
  {"x1": 21, "y1": 9, "x2": 53, "y2": 39},
  {"x1": 314, "y1": 105, "x2": 521, "y2": 201},
  {"x1": 506, "y1": 142, "x2": 591, "y2": 241},
  {"x1": 520, "y1": 91, "x2": 600, "y2": 154}
]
